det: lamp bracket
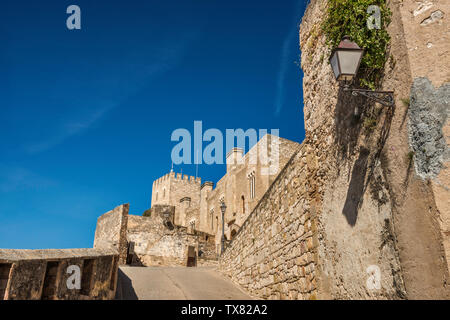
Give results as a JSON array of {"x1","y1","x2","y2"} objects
[{"x1": 342, "y1": 85, "x2": 394, "y2": 107}]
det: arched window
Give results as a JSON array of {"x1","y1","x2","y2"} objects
[
  {"x1": 241, "y1": 195, "x2": 245, "y2": 214},
  {"x1": 163, "y1": 188, "x2": 166, "y2": 198},
  {"x1": 156, "y1": 192, "x2": 158, "y2": 201}
]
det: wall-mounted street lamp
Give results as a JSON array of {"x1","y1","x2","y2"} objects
[
  {"x1": 329, "y1": 36, "x2": 394, "y2": 107},
  {"x1": 220, "y1": 201, "x2": 227, "y2": 254}
]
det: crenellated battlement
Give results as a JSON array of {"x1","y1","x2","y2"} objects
[
  {"x1": 153, "y1": 171, "x2": 202, "y2": 187},
  {"x1": 153, "y1": 172, "x2": 171, "y2": 186},
  {"x1": 171, "y1": 173, "x2": 201, "y2": 185}
]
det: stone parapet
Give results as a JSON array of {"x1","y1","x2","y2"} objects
[{"x1": 0, "y1": 248, "x2": 119, "y2": 300}]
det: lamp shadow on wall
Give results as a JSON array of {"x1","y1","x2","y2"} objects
[
  {"x1": 334, "y1": 84, "x2": 394, "y2": 226},
  {"x1": 334, "y1": 87, "x2": 365, "y2": 163},
  {"x1": 334, "y1": 86, "x2": 366, "y2": 226},
  {"x1": 334, "y1": 85, "x2": 395, "y2": 226},
  {"x1": 342, "y1": 147, "x2": 370, "y2": 226}
]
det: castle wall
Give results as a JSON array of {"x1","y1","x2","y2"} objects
[
  {"x1": 297, "y1": 0, "x2": 407, "y2": 299},
  {"x1": 206, "y1": 135, "x2": 300, "y2": 253},
  {"x1": 376, "y1": 0, "x2": 449, "y2": 298},
  {"x1": 127, "y1": 215, "x2": 197, "y2": 266},
  {"x1": 0, "y1": 203, "x2": 135, "y2": 300},
  {"x1": 185, "y1": 207, "x2": 200, "y2": 231},
  {"x1": 219, "y1": 144, "x2": 321, "y2": 299},
  {"x1": 397, "y1": 0, "x2": 450, "y2": 283},
  {"x1": 151, "y1": 173, "x2": 172, "y2": 206},
  {"x1": 199, "y1": 182, "x2": 213, "y2": 233},
  {"x1": 0, "y1": 248, "x2": 119, "y2": 300},
  {"x1": 219, "y1": 0, "x2": 449, "y2": 299},
  {"x1": 198, "y1": 235, "x2": 217, "y2": 262},
  {"x1": 93, "y1": 204, "x2": 129, "y2": 265},
  {"x1": 125, "y1": 205, "x2": 212, "y2": 267}
]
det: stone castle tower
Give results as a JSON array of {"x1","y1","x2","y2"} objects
[{"x1": 151, "y1": 171, "x2": 202, "y2": 226}]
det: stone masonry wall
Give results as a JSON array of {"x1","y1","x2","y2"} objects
[
  {"x1": 207, "y1": 135, "x2": 300, "y2": 253},
  {"x1": 127, "y1": 216, "x2": 196, "y2": 266},
  {"x1": 299, "y1": 0, "x2": 407, "y2": 299},
  {"x1": 220, "y1": 0, "x2": 449, "y2": 299},
  {"x1": 93, "y1": 204, "x2": 129, "y2": 265},
  {"x1": 220, "y1": 143, "x2": 321, "y2": 299},
  {"x1": 126, "y1": 205, "x2": 208, "y2": 266},
  {"x1": 0, "y1": 248, "x2": 119, "y2": 300}
]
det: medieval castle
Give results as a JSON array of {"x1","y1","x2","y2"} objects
[
  {"x1": 1, "y1": 0, "x2": 448, "y2": 300},
  {"x1": 149, "y1": 134, "x2": 300, "y2": 256},
  {"x1": 88, "y1": 134, "x2": 302, "y2": 270}
]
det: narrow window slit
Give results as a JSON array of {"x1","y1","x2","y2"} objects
[
  {"x1": 110, "y1": 256, "x2": 118, "y2": 290},
  {"x1": 0, "y1": 263, "x2": 12, "y2": 300},
  {"x1": 42, "y1": 261, "x2": 60, "y2": 300},
  {"x1": 81, "y1": 259, "x2": 95, "y2": 296}
]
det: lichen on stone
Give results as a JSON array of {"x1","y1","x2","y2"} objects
[{"x1": 408, "y1": 77, "x2": 449, "y2": 179}]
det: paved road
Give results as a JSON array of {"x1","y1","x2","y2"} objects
[{"x1": 116, "y1": 266, "x2": 252, "y2": 300}]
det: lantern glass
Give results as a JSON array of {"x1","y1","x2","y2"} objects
[
  {"x1": 329, "y1": 37, "x2": 364, "y2": 82},
  {"x1": 338, "y1": 50, "x2": 363, "y2": 79},
  {"x1": 330, "y1": 51, "x2": 340, "y2": 80},
  {"x1": 220, "y1": 202, "x2": 226, "y2": 213}
]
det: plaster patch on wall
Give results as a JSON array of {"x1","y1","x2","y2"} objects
[
  {"x1": 420, "y1": 10, "x2": 444, "y2": 26},
  {"x1": 413, "y1": 1, "x2": 433, "y2": 17},
  {"x1": 408, "y1": 77, "x2": 449, "y2": 179}
]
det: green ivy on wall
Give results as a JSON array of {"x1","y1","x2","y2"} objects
[{"x1": 322, "y1": 0, "x2": 392, "y2": 89}]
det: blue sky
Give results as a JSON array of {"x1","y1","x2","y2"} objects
[{"x1": 0, "y1": 0, "x2": 308, "y2": 249}]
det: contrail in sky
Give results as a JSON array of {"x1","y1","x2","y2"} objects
[{"x1": 274, "y1": 0, "x2": 308, "y2": 116}]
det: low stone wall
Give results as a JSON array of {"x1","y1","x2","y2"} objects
[
  {"x1": 0, "y1": 248, "x2": 119, "y2": 300},
  {"x1": 197, "y1": 258, "x2": 219, "y2": 267}
]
